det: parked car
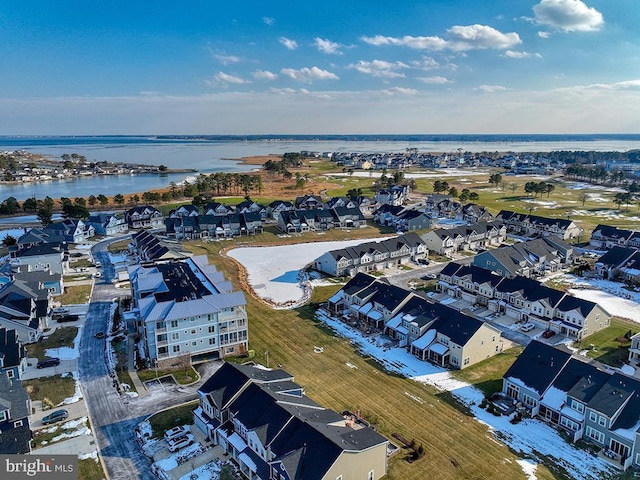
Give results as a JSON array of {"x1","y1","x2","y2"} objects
[
  {"x1": 53, "y1": 307, "x2": 70, "y2": 315},
  {"x1": 417, "y1": 258, "x2": 430, "y2": 265},
  {"x1": 56, "y1": 314, "x2": 80, "y2": 323},
  {"x1": 94, "y1": 332, "x2": 105, "y2": 339},
  {"x1": 520, "y1": 323, "x2": 535, "y2": 332},
  {"x1": 94, "y1": 261, "x2": 102, "y2": 268},
  {"x1": 421, "y1": 273, "x2": 437, "y2": 280},
  {"x1": 42, "y1": 409, "x2": 68, "y2": 425},
  {"x1": 542, "y1": 330, "x2": 556, "y2": 339},
  {"x1": 164, "y1": 425, "x2": 189, "y2": 442},
  {"x1": 94, "y1": 272, "x2": 102, "y2": 278},
  {"x1": 167, "y1": 434, "x2": 194, "y2": 452},
  {"x1": 37, "y1": 357, "x2": 61, "y2": 369}
]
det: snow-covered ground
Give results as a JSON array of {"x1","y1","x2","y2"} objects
[
  {"x1": 46, "y1": 325, "x2": 82, "y2": 360},
  {"x1": 326, "y1": 168, "x2": 491, "y2": 179},
  {"x1": 227, "y1": 237, "x2": 388, "y2": 307},
  {"x1": 315, "y1": 309, "x2": 616, "y2": 480},
  {"x1": 545, "y1": 274, "x2": 640, "y2": 322}
]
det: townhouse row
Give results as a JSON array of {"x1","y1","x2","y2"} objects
[
  {"x1": 437, "y1": 263, "x2": 610, "y2": 339},
  {"x1": 327, "y1": 273, "x2": 504, "y2": 369}
]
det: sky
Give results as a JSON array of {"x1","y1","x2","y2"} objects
[{"x1": 0, "y1": 0, "x2": 639, "y2": 134}]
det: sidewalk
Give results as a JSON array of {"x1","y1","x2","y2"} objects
[{"x1": 127, "y1": 332, "x2": 148, "y2": 397}]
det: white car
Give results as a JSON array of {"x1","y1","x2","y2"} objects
[
  {"x1": 164, "y1": 425, "x2": 189, "y2": 442},
  {"x1": 520, "y1": 323, "x2": 536, "y2": 332},
  {"x1": 167, "y1": 433, "x2": 194, "y2": 452}
]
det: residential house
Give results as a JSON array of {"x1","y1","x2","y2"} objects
[
  {"x1": 203, "y1": 202, "x2": 235, "y2": 217},
  {"x1": 373, "y1": 185, "x2": 410, "y2": 206},
  {"x1": 0, "y1": 373, "x2": 31, "y2": 454},
  {"x1": 266, "y1": 200, "x2": 294, "y2": 221},
  {"x1": 330, "y1": 206, "x2": 367, "y2": 228},
  {"x1": 125, "y1": 205, "x2": 164, "y2": 229},
  {"x1": 277, "y1": 211, "x2": 309, "y2": 233},
  {"x1": 44, "y1": 219, "x2": 95, "y2": 243},
  {"x1": 372, "y1": 204, "x2": 404, "y2": 227},
  {"x1": 325, "y1": 196, "x2": 358, "y2": 210},
  {"x1": 395, "y1": 210, "x2": 431, "y2": 232},
  {"x1": 127, "y1": 255, "x2": 248, "y2": 367},
  {"x1": 87, "y1": 212, "x2": 128, "y2": 236},
  {"x1": 594, "y1": 246, "x2": 640, "y2": 282},
  {"x1": 457, "y1": 203, "x2": 494, "y2": 223},
  {"x1": 131, "y1": 230, "x2": 182, "y2": 262},
  {"x1": 472, "y1": 237, "x2": 571, "y2": 278},
  {"x1": 236, "y1": 200, "x2": 267, "y2": 219},
  {"x1": 12, "y1": 243, "x2": 67, "y2": 275},
  {"x1": 0, "y1": 327, "x2": 27, "y2": 379},
  {"x1": 314, "y1": 233, "x2": 427, "y2": 277},
  {"x1": 420, "y1": 221, "x2": 506, "y2": 256},
  {"x1": 193, "y1": 362, "x2": 388, "y2": 480},
  {"x1": 294, "y1": 195, "x2": 324, "y2": 210},
  {"x1": 495, "y1": 210, "x2": 583, "y2": 241},
  {"x1": 590, "y1": 225, "x2": 638, "y2": 249},
  {"x1": 629, "y1": 333, "x2": 640, "y2": 368},
  {"x1": 169, "y1": 205, "x2": 200, "y2": 218},
  {"x1": 0, "y1": 279, "x2": 51, "y2": 343},
  {"x1": 328, "y1": 274, "x2": 503, "y2": 369},
  {"x1": 438, "y1": 263, "x2": 611, "y2": 339},
  {"x1": 503, "y1": 341, "x2": 640, "y2": 470}
]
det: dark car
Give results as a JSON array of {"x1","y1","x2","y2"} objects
[
  {"x1": 94, "y1": 332, "x2": 105, "y2": 339},
  {"x1": 37, "y1": 357, "x2": 61, "y2": 369},
  {"x1": 56, "y1": 314, "x2": 79, "y2": 323},
  {"x1": 42, "y1": 409, "x2": 68, "y2": 425},
  {"x1": 542, "y1": 330, "x2": 556, "y2": 339}
]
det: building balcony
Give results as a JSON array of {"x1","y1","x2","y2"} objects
[{"x1": 598, "y1": 449, "x2": 632, "y2": 470}]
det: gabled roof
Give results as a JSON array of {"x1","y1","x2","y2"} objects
[
  {"x1": 588, "y1": 373, "x2": 640, "y2": 419},
  {"x1": 341, "y1": 273, "x2": 377, "y2": 295},
  {"x1": 504, "y1": 341, "x2": 572, "y2": 395},
  {"x1": 592, "y1": 224, "x2": 635, "y2": 241},
  {"x1": 556, "y1": 295, "x2": 603, "y2": 318},
  {"x1": 0, "y1": 328, "x2": 25, "y2": 370},
  {"x1": 559, "y1": 359, "x2": 610, "y2": 404},
  {"x1": 597, "y1": 246, "x2": 636, "y2": 268},
  {"x1": 451, "y1": 264, "x2": 504, "y2": 288}
]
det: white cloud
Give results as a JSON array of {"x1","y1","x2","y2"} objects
[
  {"x1": 503, "y1": 50, "x2": 542, "y2": 59},
  {"x1": 410, "y1": 56, "x2": 440, "y2": 71},
  {"x1": 418, "y1": 76, "x2": 452, "y2": 84},
  {"x1": 213, "y1": 54, "x2": 240, "y2": 65},
  {"x1": 533, "y1": 0, "x2": 604, "y2": 32},
  {"x1": 379, "y1": 87, "x2": 419, "y2": 96},
  {"x1": 252, "y1": 70, "x2": 278, "y2": 81},
  {"x1": 314, "y1": 38, "x2": 342, "y2": 54},
  {"x1": 349, "y1": 60, "x2": 408, "y2": 78},
  {"x1": 362, "y1": 24, "x2": 521, "y2": 52},
  {"x1": 279, "y1": 37, "x2": 298, "y2": 50},
  {"x1": 209, "y1": 72, "x2": 250, "y2": 86},
  {"x1": 537, "y1": 31, "x2": 551, "y2": 38},
  {"x1": 280, "y1": 66, "x2": 339, "y2": 82},
  {"x1": 476, "y1": 85, "x2": 507, "y2": 92},
  {"x1": 571, "y1": 79, "x2": 640, "y2": 91},
  {"x1": 262, "y1": 17, "x2": 274, "y2": 26}
]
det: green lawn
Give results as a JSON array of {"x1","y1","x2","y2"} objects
[
  {"x1": 59, "y1": 284, "x2": 92, "y2": 305},
  {"x1": 137, "y1": 366, "x2": 199, "y2": 385},
  {"x1": 78, "y1": 458, "x2": 106, "y2": 480},
  {"x1": 23, "y1": 375, "x2": 76, "y2": 408},
  {"x1": 583, "y1": 317, "x2": 638, "y2": 367},
  {"x1": 185, "y1": 240, "x2": 555, "y2": 480},
  {"x1": 453, "y1": 346, "x2": 524, "y2": 397},
  {"x1": 107, "y1": 238, "x2": 130, "y2": 253},
  {"x1": 28, "y1": 327, "x2": 78, "y2": 361},
  {"x1": 148, "y1": 401, "x2": 198, "y2": 438}
]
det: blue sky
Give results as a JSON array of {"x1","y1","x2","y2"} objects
[{"x1": 0, "y1": 0, "x2": 639, "y2": 134}]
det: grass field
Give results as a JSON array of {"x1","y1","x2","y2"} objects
[
  {"x1": 148, "y1": 401, "x2": 198, "y2": 439},
  {"x1": 453, "y1": 345, "x2": 524, "y2": 397},
  {"x1": 78, "y1": 458, "x2": 105, "y2": 480},
  {"x1": 185, "y1": 240, "x2": 561, "y2": 480},
  {"x1": 23, "y1": 375, "x2": 76, "y2": 407},
  {"x1": 28, "y1": 327, "x2": 78, "y2": 361},
  {"x1": 60, "y1": 284, "x2": 92, "y2": 305},
  {"x1": 137, "y1": 366, "x2": 199, "y2": 385},
  {"x1": 107, "y1": 238, "x2": 130, "y2": 253},
  {"x1": 583, "y1": 317, "x2": 639, "y2": 367}
]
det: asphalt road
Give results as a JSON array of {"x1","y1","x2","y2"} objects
[
  {"x1": 79, "y1": 237, "x2": 220, "y2": 480},
  {"x1": 384, "y1": 254, "x2": 473, "y2": 289}
]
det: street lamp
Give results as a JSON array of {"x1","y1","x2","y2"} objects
[{"x1": 265, "y1": 351, "x2": 269, "y2": 369}]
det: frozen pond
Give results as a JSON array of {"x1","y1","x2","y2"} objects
[{"x1": 227, "y1": 237, "x2": 388, "y2": 307}]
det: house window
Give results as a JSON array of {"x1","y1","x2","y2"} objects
[
  {"x1": 598, "y1": 415, "x2": 607, "y2": 427},
  {"x1": 560, "y1": 416, "x2": 578, "y2": 431},
  {"x1": 208, "y1": 326, "x2": 215, "y2": 334},
  {"x1": 585, "y1": 426, "x2": 605, "y2": 444},
  {"x1": 158, "y1": 347, "x2": 168, "y2": 354},
  {"x1": 336, "y1": 476, "x2": 343, "y2": 480},
  {"x1": 0, "y1": 410, "x2": 7, "y2": 421},
  {"x1": 14, "y1": 420, "x2": 23, "y2": 428},
  {"x1": 209, "y1": 338, "x2": 216, "y2": 345},
  {"x1": 463, "y1": 357, "x2": 470, "y2": 366},
  {"x1": 7, "y1": 370, "x2": 14, "y2": 379},
  {"x1": 191, "y1": 329, "x2": 196, "y2": 335},
  {"x1": 170, "y1": 320, "x2": 179, "y2": 328},
  {"x1": 570, "y1": 399, "x2": 584, "y2": 413},
  {"x1": 171, "y1": 333, "x2": 179, "y2": 341},
  {"x1": 522, "y1": 395, "x2": 537, "y2": 408},
  {"x1": 368, "y1": 471, "x2": 374, "y2": 480},
  {"x1": 506, "y1": 383, "x2": 519, "y2": 399},
  {"x1": 172, "y1": 345, "x2": 180, "y2": 353},
  {"x1": 589, "y1": 411, "x2": 597, "y2": 422},
  {"x1": 192, "y1": 341, "x2": 197, "y2": 346}
]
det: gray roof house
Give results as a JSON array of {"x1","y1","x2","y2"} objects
[
  {"x1": 504, "y1": 341, "x2": 640, "y2": 470},
  {"x1": 127, "y1": 255, "x2": 248, "y2": 367},
  {"x1": 0, "y1": 373, "x2": 31, "y2": 454},
  {"x1": 192, "y1": 362, "x2": 389, "y2": 480}
]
